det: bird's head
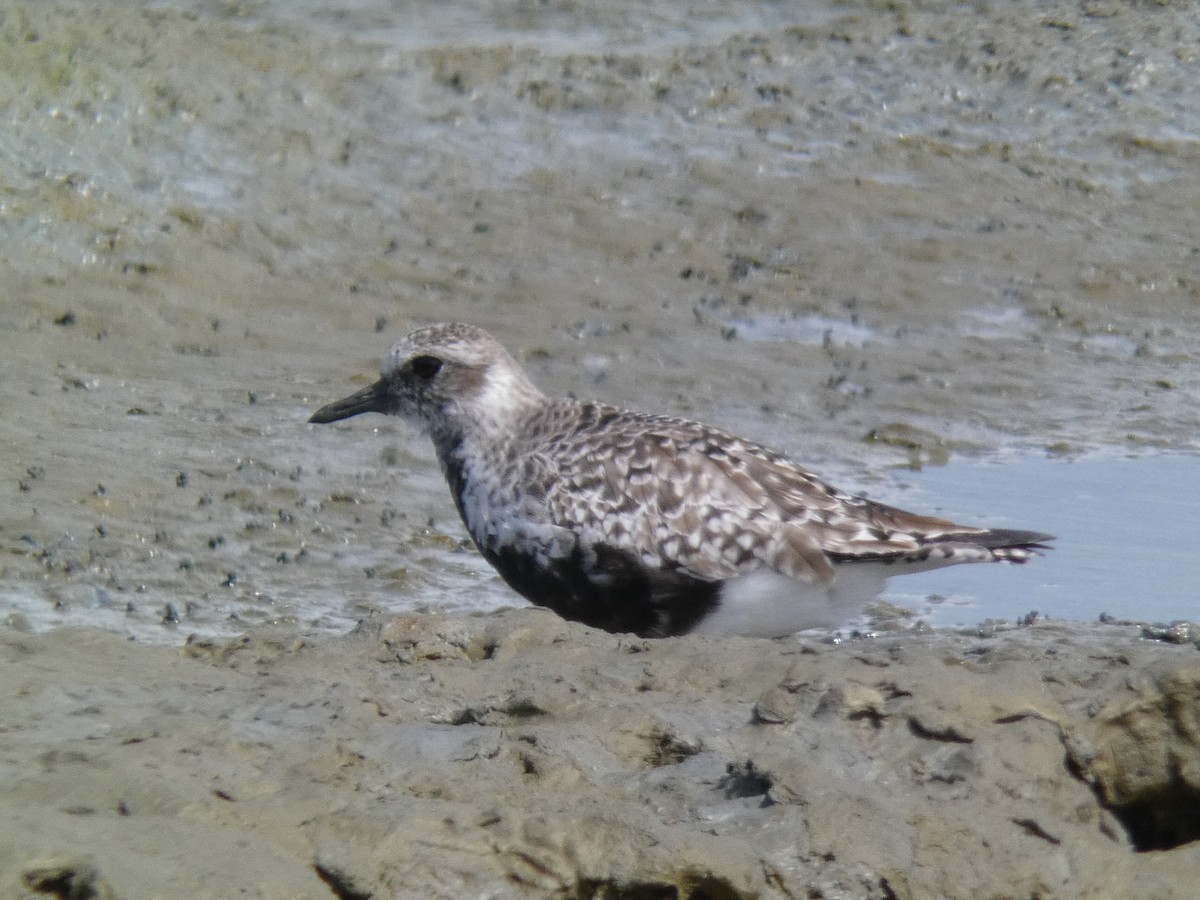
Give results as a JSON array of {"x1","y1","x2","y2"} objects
[{"x1": 309, "y1": 323, "x2": 544, "y2": 441}]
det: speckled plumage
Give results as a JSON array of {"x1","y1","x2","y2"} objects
[{"x1": 310, "y1": 323, "x2": 1052, "y2": 638}]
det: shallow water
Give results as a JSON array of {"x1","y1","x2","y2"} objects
[{"x1": 886, "y1": 454, "x2": 1200, "y2": 627}]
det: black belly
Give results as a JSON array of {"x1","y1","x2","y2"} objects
[
  {"x1": 481, "y1": 541, "x2": 721, "y2": 639},
  {"x1": 442, "y1": 448, "x2": 718, "y2": 638}
]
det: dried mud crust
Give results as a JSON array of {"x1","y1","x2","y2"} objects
[{"x1": 1, "y1": 614, "x2": 1198, "y2": 899}]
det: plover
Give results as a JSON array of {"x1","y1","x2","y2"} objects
[{"x1": 310, "y1": 323, "x2": 1052, "y2": 638}]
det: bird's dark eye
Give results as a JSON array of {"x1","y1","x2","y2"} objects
[{"x1": 410, "y1": 355, "x2": 443, "y2": 380}]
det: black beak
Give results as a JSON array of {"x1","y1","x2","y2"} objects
[{"x1": 308, "y1": 379, "x2": 390, "y2": 424}]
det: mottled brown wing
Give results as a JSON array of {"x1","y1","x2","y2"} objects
[
  {"x1": 539, "y1": 409, "x2": 939, "y2": 584},
  {"x1": 730, "y1": 450, "x2": 980, "y2": 547},
  {"x1": 724, "y1": 452, "x2": 1053, "y2": 565}
]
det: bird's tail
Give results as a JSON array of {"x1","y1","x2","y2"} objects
[{"x1": 932, "y1": 528, "x2": 1055, "y2": 563}]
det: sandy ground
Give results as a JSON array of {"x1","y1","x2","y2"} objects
[{"x1": 2, "y1": 0, "x2": 1200, "y2": 896}]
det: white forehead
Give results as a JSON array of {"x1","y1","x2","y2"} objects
[{"x1": 382, "y1": 323, "x2": 503, "y2": 375}]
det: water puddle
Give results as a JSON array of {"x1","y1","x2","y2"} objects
[{"x1": 882, "y1": 454, "x2": 1199, "y2": 627}]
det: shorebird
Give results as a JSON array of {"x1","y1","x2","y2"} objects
[{"x1": 309, "y1": 323, "x2": 1052, "y2": 638}]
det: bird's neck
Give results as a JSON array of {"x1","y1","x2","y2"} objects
[
  {"x1": 428, "y1": 391, "x2": 543, "y2": 484},
  {"x1": 432, "y1": 408, "x2": 536, "y2": 551}
]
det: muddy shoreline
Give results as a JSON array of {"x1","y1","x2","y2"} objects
[{"x1": 3, "y1": 615, "x2": 1199, "y2": 898}]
